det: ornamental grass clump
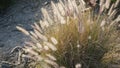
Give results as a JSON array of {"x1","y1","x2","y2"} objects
[{"x1": 16, "y1": 0, "x2": 120, "y2": 68}]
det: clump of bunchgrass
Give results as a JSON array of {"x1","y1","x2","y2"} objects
[{"x1": 16, "y1": 0, "x2": 120, "y2": 68}]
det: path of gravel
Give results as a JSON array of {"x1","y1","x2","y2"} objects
[{"x1": 0, "y1": 0, "x2": 55, "y2": 67}]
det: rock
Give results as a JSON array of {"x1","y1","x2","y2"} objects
[
  {"x1": 1, "y1": 63, "x2": 13, "y2": 68},
  {"x1": 0, "y1": 43, "x2": 4, "y2": 47}
]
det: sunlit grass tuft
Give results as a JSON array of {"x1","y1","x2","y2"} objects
[{"x1": 16, "y1": 0, "x2": 120, "y2": 68}]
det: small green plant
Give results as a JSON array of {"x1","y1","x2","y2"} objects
[
  {"x1": 111, "y1": 0, "x2": 116, "y2": 2},
  {"x1": 16, "y1": 0, "x2": 120, "y2": 68}
]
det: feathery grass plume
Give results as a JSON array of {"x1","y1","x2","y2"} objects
[
  {"x1": 16, "y1": 0, "x2": 120, "y2": 68},
  {"x1": 16, "y1": 26, "x2": 30, "y2": 35}
]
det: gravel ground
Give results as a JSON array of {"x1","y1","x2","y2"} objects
[{"x1": 0, "y1": 0, "x2": 56, "y2": 67}]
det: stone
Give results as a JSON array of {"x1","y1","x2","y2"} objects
[{"x1": 0, "y1": 43, "x2": 4, "y2": 47}]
